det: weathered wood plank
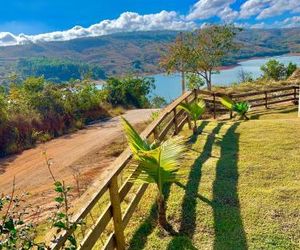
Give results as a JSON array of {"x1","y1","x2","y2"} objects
[
  {"x1": 103, "y1": 234, "x2": 115, "y2": 250},
  {"x1": 109, "y1": 176, "x2": 125, "y2": 250},
  {"x1": 79, "y1": 207, "x2": 112, "y2": 249},
  {"x1": 122, "y1": 184, "x2": 148, "y2": 227}
]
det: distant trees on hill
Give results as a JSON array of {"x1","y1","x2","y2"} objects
[{"x1": 17, "y1": 57, "x2": 106, "y2": 83}]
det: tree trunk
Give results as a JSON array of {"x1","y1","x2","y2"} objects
[
  {"x1": 193, "y1": 120, "x2": 197, "y2": 134},
  {"x1": 207, "y1": 70, "x2": 212, "y2": 91},
  {"x1": 157, "y1": 193, "x2": 168, "y2": 229},
  {"x1": 181, "y1": 70, "x2": 185, "y2": 94}
]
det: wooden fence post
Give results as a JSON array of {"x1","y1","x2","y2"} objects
[
  {"x1": 185, "y1": 98, "x2": 192, "y2": 129},
  {"x1": 153, "y1": 127, "x2": 160, "y2": 141},
  {"x1": 213, "y1": 92, "x2": 216, "y2": 119},
  {"x1": 173, "y1": 109, "x2": 179, "y2": 135},
  {"x1": 229, "y1": 94, "x2": 233, "y2": 119},
  {"x1": 194, "y1": 88, "x2": 198, "y2": 100},
  {"x1": 109, "y1": 176, "x2": 125, "y2": 250},
  {"x1": 293, "y1": 86, "x2": 297, "y2": 104},
  {"x1": 264, "y1": 91, "x2": 268, "y2": 109}
]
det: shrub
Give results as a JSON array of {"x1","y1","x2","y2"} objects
[
  {"x1": 0, "y1": 76, "x2": 111, "y2": 156},
  {"x1": 260, "y1": 59, "x2": 297, "y2": 81},
  {"x1": 104, "y1": 76, "x2": 155, "y2": 108}
]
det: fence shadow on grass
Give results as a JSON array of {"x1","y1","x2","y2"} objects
[
  {"x1": 127, "y1": 121, "x2": 209, "y2": 250},
  {"x1": 212, "y1": 122, "x2": 248, "y2": 250},
  {"x1": 166, "y1": 122, "x2": 223, "y2": 250}
]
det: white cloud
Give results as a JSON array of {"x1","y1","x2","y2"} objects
[
  {"x1": 240, "y1": 0, "x2": 300, "y2": 20},
  {"x1": 280, "y1": 16, "x2": 300, "y2": 27},
  {"x1": 187, "y1": 0, "x2": 236, "y2": 21},
  {"x1": 0, "y1": 11, "x2": 196, "y2": 47},
  {"x1": 1, "y1": 1, "x2": 300, "y2": 47},
  {"x1": 250, "y1": 16, "x2": 300, "y2": 28},
  {"x1": 220, "y1": 7, "x2": 239, "y2": 22}
]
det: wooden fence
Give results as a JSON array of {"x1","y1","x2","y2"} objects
[
  {"x1": 50, "y1": 90, "x2": 196, "y2": 250},
  {"x1": 197, "y1": 85, "x2": 299, "y2": 118},
  {"x1": 49, "y1": 85, "x2": 299, "y2": 250}
]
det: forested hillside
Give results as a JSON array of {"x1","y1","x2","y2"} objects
[{"x1": 0, "y1": 28, "x2": 300, "y2": 83}]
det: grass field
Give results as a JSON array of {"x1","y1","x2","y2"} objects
[{"x1": 125, "y1": 105, "x2": 300, "y2": 250}]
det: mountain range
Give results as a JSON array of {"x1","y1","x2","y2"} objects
[{"x1": 0, "y1": 28, "x2": 300, "y2": 83}]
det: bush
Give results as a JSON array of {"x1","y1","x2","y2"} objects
[
  {"x1": 0, "y1": 76, "x2": 110, "y2": 156},
  {"x1": 260, "y1": 59, "x2": 297, "y2": 81},
  {"x1": 104, "y1": 76, "x2": 155, "y2": 108},
  {"x1": 151, "y1": 96, "x2": 167, "y2": 108}
]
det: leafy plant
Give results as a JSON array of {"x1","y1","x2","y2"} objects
[
  {"x1": 220, "y1": 96, "x2": 250, "y2": 120},
  {"x1": 122, "y1": 117, "x2": 188, "y2": 230},
  {"x1": 50, "y1": 181, "x2": 78, "y2": 250},
  {"x1": 0, "y1": 178, "x2": 47, "y2": 250},
  {"x1": 43, "y1": 152, "x2": 80, "y2": 250},
  {"x1": 179, "y1": 100, "x2": 206, "y2": 134}
]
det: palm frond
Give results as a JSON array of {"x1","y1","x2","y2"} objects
[
  {"x1": 233, "y1": 102, "x2": 251, "y2": 115},
  {"x1": 121, "y1": 117, "x2": 151, "y2": 155},
  {"x1": 179, "y1": 100, "x2": 206, "y2": 121},
  {"x1": 135, "y1": 136, "x2": 189, "y2": 189},
  {"x1": 220, "y1": 95, "x2": 234, "y2": 110}
]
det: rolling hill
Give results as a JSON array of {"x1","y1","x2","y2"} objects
[{"x1": 0, "y1": 28, "x2": 300, "y2": 83}]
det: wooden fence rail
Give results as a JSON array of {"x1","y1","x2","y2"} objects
[
  {"x1": 50, "y1": 90, "x2": 197, "y2": 250},
  {"x1": 197, "y1": 85, "x2": 299, "y2": 118},
  {"x1": 49, "y1": 84, "x2": 299, "y2": 250}
]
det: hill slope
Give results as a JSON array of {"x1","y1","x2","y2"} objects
[{"x1": 0, "y1": 28, "x2": 300, "y2": 81}]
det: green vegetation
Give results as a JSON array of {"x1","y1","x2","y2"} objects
[
  {"x1": 17, "y1": 57, "x2": 106, "y2": 83},
  {"x1": 0, "y1": 155, "x2": 80, "y2": 249},
  {"x1": 125, "y1": 106, "x2": 300, "y2": 249},
  {"x1": 0, "y1": 75, "x2": 153, "y2": 157},
  {"x1": 260, "y1": 59, "x2": 297, "y2": 81},
  {"x1": 104, "y1": 76, "x2": 155, "y2": 108},
  {"x1": 161, "y1": 25, "x2": 239, "y2": 91},
  {"x1": 122, "y1": 118, "x2": 188, "y2": 230},
  {"x1": 220, "y1": 96, "x2": 250, "y2": 120},
  {"x1": 179, "y1": 100, "x2": 206, "y2": 134}
]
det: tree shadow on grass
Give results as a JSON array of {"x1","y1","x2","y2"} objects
[
  {"x1": 166, "y1": 122, "x2": 224, "y2": 250},
  {"x1": 212, "y1": 122, "x2": 248, "y2": 250},
  {"x1": 128, "y1": 121, "x2": 209, "y2": 249},
  {"x1": 128, "y1": 183, "x2": 171, "y2": 250},
  {"x1": 189, "y1": 121, "x2": 210, "y2": 144}
]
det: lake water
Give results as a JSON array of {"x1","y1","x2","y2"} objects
[{"x1": 150, "y1": 55, "x2": 300, "y2": 102}]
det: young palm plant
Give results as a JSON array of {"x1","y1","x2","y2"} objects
[
  {"x1": 121, "y1": 117, "x2": 188, "y2": 230},
  {"x1": 220, "y1": 95, "x2": 250, "y2": 120},
  {"x1": 179, "y1": 99, "x2": 206, "y2": 134}
]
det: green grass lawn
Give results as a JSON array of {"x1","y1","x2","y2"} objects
[{"x1": 124, "y1": 105, "x2": 300, "y2": 250}]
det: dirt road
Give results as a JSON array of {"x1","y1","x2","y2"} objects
[{"x1": 0, "y1": 109, "x2": 155, "y2": 210}]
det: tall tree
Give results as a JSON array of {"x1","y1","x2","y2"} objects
[
  {"x1": 160, "y1": 32, "x2": 192, "y2": 94},
  {"x1": 190, "y1": 25, "x2": 239, "y2": 90}
]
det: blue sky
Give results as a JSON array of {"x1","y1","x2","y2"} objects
[
  {"x1": 0, "y1": 0, "x2": 299, "y2": 46},
  {"x1": 0, "y1": 0, "x2": 195, "y2": 34}
]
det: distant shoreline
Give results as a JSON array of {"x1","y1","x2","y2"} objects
[
  {"x1": 144, "y1": 53, "x2": 300, "y2": 77},
  {"x1": 217, "y1": 53, "x2": 300, "y2": 71}
]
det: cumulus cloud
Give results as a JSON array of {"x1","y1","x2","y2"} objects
[
  {"x1": 1, "y1": 1, "x2": 300, "y2": 47},
  {"x1": 240, "y1": 0, "x2": 300, "y2": 19},
  {"x1": 250, "y1": 16, "x2": 300, "y2": 29},
  {"x1": 187, "y1": 0, "x2": 236, "y2": 21},
  {"x1": 282, "y1": 16, "x2": 300, "y2": 27},
  {"x1": 0, "y1": 11, "x2": 196, "y2": 47},
  {"x1": 188, "y1": 0, "x2": 300, "y2": 22}
]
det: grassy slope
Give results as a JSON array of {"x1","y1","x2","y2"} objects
[{"x1": 125, "y1": 105, "x2": 300, "y2": 250}]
